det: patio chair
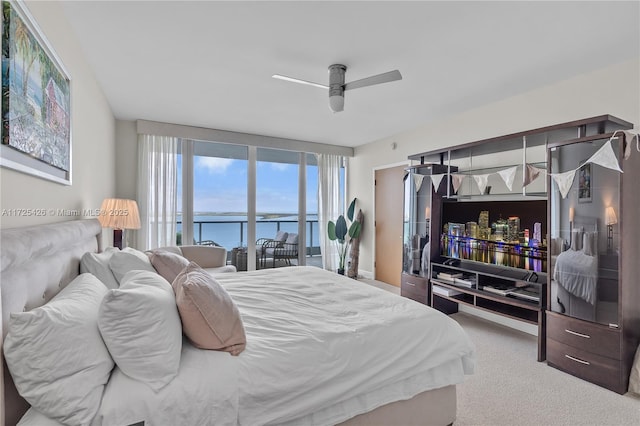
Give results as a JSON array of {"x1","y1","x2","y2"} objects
[
  {"x1": 272, "y1": 233, "x2": 298, "y2": 268},
  {"x1": 256, "y1": 230, "x2": 287, "y2": 268},
  {"x1": 256, "y1": 231, "x2": 298, "y2": 268}
]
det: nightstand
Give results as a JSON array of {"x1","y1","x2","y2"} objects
[{"x1": 598, "y1": 253, "x2": 618, "y2": 303}]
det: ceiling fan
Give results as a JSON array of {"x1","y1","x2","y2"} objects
[{"x1": 273, "y1": 64, "x2": 402, "y2": 113}]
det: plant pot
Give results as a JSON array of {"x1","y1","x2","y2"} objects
[{"x1": 337, "y1": 268, "x2": 345, "y2": 275}]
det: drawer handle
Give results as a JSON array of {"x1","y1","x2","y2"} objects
[
  {"x1": 406, "y1": 282, "x2": 417, "y2": 287},
  {"x1": 565, "y1": 329, "x2": 590, "y2": 339},
  {"x1": 565, "y1": 354, "x2": 590, "y2": 365}
]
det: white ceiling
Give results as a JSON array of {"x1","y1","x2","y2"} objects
[{"x1": 60, "y1": 1, "x2": 639, "y2": 148}]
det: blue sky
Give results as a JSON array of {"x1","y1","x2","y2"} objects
[{"x1": 177, "y1": 156, "x2": 318, "y2": 214}]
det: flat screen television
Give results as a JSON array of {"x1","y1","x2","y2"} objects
[{"x1": 440, "y1": 200, "x2": 547, "y2": 272}]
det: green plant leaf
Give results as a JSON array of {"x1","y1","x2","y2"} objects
[
  {"x1": 327, "y1": 221, "x2": 337, "y2": 241},
  {"x1": 347, "y1": 198, "x2": 357, "y2": 221},
  {"x1": 335, "y1": 215, "x2": 348, "y2": 240},
  {"x1": 348, "y1": 220, "x2": 362, "y2": 239}
]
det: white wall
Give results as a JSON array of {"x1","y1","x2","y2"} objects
[
  {"x1": 0, "y1": 1, "x2": 116, "y2": 233},
  {"x1": 349, "y1": 59, "x2": 640, "y2": 277},
  {"x1": 115, "y1": 120, "x2": 137, "y2": 199}
]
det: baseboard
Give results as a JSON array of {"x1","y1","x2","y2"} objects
[
  {"x1": 358, "y1": 269, "x2": 374, "y2": 280},
  {"x1": 458, "y1": 305, "x2": 538, "y2": 336}
]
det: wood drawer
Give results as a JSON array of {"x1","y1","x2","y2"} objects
[
  {"x1": 402, "y1": 287, "x2": 427, "y2": 304},
  {"x1": 400, "y1": 274, "x2": 429, "y2": 301},
  {"x1": 547, "y1": 313, "x2": 621, "y2": 360},
  {"x1": 547, "y1": 338, "x2": 624, "y2": 394}
]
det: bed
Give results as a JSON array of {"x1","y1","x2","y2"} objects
[
  {"x1": 552, "y1": 217, "x2": 599, "y2": 321},
  {"x1": 1, "y1": 219, "x2": 475, "y2": 426}
]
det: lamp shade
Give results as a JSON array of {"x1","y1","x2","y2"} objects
[
  {"x1": 97, "y1": 198, "x2": 141, "y2": 230},
  {"x1": 605, "y1": 206, "x2": 617, "y2": 225}
]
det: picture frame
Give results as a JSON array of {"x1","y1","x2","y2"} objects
[
  {"x1": 578, "y1": 160, "x2": 592, "y2": 203},
  {"x1": 1, "y1": 0, "x2": 72, "y2": 185}
]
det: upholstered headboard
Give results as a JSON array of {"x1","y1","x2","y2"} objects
[
  {"x1": 573, "y1": 215, "x2": 599, "y2": 233},
  {"x1": 1, "y1": 219, "x2": 102, "y2": 426}
]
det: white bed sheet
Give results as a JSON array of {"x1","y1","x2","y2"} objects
[
  {"x1": 553, "y1": 249, "x2": 598, "y2": 304},
  {"x1": 19, "y1": 266, "x2": 475, "y2": 426}
]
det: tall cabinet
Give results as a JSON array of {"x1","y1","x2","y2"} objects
[
  {"x1": 401, "y1": 164, "x2": 457, "y2": 312},
  {"x1": 402, "y1": 115, "x2": 638, "y2": 371},
  {"x1": 546, "y1": 123, "x2": 640, "y2": 394}
]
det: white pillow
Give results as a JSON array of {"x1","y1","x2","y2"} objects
[
  {"x1": 570, "y1": 228, "x2": 584, "y2": 251},
  {"x1": 109, "y1": 247, "x2": 157, "y2": 283},
  {"x1": 274, "y1": 230, "x2": 288, "y2": 242},
  {"x1": 16, "y1": 408, "x2": 61, "y2": 426},
  {"x1": 80, "y1": 247, "x2": 119, "y2": 289},
  {"x1": 583, "y1": 231, "x2": 598, "y2": 256},
  {"x1": 98, "y1": 270, "x2": 182, "y2": 391},
  {"x1": 4, "y1": 274, "x2": 113, "y2": 426}
]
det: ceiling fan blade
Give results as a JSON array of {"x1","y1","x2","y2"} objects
[
  {"x1": 272, "y1": 74, "x2": 328, "y2": 89},
  {"x1": 343, "y1": 70, "x2": 402, "y2": 91}
]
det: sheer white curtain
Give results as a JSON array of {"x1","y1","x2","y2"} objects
[
  {"x1": 317, "y1": 154, "x2": 343, "y2": 271},
  {"x1": 137, "y1": 134, "x2": 178, "y2": 250}
]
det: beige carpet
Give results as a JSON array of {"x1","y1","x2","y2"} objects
[
  {"x1": 452, "y1": 312, "x2": 640, "y2": 426},
  {"x1": 360, "y1": 279, "x2": 640, "y2": 425}
]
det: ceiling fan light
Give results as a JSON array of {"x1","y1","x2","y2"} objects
[{"x1": 329, "y1": 95, "x2": 344, "y2": 113}]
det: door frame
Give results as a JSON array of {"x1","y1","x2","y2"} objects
[{"x1": 372, "y1": 160, "x2": 410, "y2": 283}]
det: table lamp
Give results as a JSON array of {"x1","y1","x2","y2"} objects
[
  {"x1": 569, "y1": 207, "x2": 575, "y2": 246},
  {"x1": 97, "y1": 198, "x2": 141, "y2": 249},
  {"x1": 605, "y1": 206, "x2": 617, "y2": 252}
]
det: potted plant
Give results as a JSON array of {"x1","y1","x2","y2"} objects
[{"x1": 328, "y1": 198, "x2": 362, "y2": 275}]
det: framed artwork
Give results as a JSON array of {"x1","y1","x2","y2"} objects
[
  {"x1": 1, "y1": 0, "x2": 72, "y2": 185},
  {"x1": 578, "y1": 161, "x2": 592, "y2": 203}
]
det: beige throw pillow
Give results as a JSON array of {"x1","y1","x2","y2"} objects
[
  {"x1": 173, "y1": 262, "x2": 246, "y2": 355},
  {"x1": 149, "y1": 249, "x2": 190, "y2": 283}
]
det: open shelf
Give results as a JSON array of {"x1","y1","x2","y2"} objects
[
  {"x1": 431, "y1": 278, "x2": 541, "y2": 311},
  {"x1": 430, "y1": 260, "x2": 546, "y2": 359}
]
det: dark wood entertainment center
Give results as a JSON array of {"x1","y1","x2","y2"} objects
[{"x1": 401, "y1": 115, "x2": 640, "y2": 393}]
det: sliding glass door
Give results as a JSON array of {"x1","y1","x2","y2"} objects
[
  {"x1": 177, "y1": 140, "x2": 248, "y2": 249},
  {"x1": 178, "y1": 140, "x2": 332, "y2": 270}
]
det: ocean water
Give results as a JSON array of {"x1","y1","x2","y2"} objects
[{"x1": 176, "y1": 214, "x2": 320, "y2": 250}]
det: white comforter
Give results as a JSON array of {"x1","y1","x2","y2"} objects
[
  {"x1": 553, "y1": 249, "x2": 598, "y2": 304},
  {"x1": 221, "y1": 266, "x2": 475, "y2": 425},
  {"x1": 21, "y1": 266, "x2": 475, "y2": 426}
]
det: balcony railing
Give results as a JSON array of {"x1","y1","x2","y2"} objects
[{"x1": 176, "y1": 219, "x2": 321, "y2": 256}]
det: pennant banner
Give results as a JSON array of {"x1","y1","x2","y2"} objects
[
  {"x1": 473, "y1": 174, "x2": 491, "y2": 194},
  {"x1": 451, "y1": 174, "x2": 466, "y2": 194},
  {"x1": 585, "y1": 140, "x2": 623, "y2": 173},
  {"x1": 497, "y1": 166, "x2": 518, "y2": 191},
  {"x1": 430, "y1": 174, "x2": 446, "y2": 192},
  {"x1": 615, "y1": 130, "x2": 639, "y2": 160},
  {"x1": 413, "y1": 174, "x2": 425, "y2": 192},
  {"x1": 549, "y1": 168, "x2": 578, "y2": 199},
  {"x1": 523, "y1": 164, "x2": 544, "y2": 187}
]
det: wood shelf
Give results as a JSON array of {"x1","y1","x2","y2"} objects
[{"x1": 430, "y1": 261, "x2": 546, "y2": 360}]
